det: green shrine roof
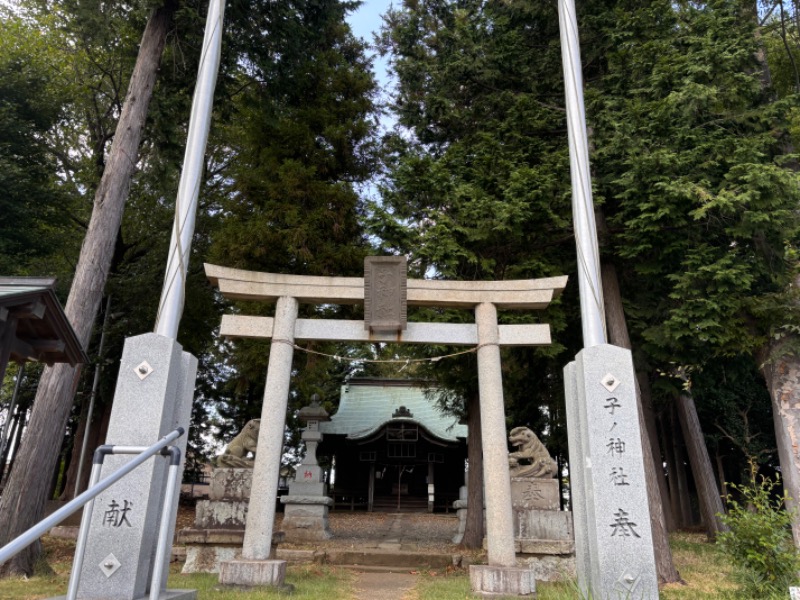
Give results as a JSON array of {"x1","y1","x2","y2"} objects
[{"x1": 319, "y1": 379, "x2": 467, "y2": 443}]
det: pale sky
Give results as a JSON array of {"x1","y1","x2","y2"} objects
[{"x1": 347, "y1": 0, "x2": 396, "y2": 106}]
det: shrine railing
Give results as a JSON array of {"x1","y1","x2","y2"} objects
[{"x1": 0, "y1": 427, "x2": 185, "y2": 600}]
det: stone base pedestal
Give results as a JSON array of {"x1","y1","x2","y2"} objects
[
  {"x1": 219, "y1": 559, "x2": 287, "y2": 588},
  {"x1": 52, "y1": 591, "x2": 197, "y2": 600},
  {"x1": 178, "y1": 529, "x2": 283, "y2": 574},
  {"x1": 513, "y1": 509, "x2": 572, "y2": 540},
  {"x1": 180, "y1": 468, "x2": 263, "y2": 574},
  {"x1": 209, "y1": 468, "x2": 252, "y2": 501},
  {"x1": 514, "y1": 509, "x2": 574, "y2": 582},
  {"x1": 281, "y1": 495, "x2": 333, "y2": 542},
  {"x1": 519, "y1": 553, "x2": 576, "y2": 583},
  {"x1": 469, "y1": 565, "x2": 536, "y2": 597},
  {"x1": 510, "y1": 478, "x2": 559, "y2": 510},
  {"x1": 135, "y1": 592, "x2": 197, "y2": 600},
  {"x1": 184, "y1": 546, "x2": 240, "y2": 574},
  {"x1": 179, "y1": 529, "x2": 244, "y2": 574},
  {"x1": 195, "y1": 499, "x2": 248, "y2": 528}
]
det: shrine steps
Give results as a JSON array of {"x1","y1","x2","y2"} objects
[{"x1": 370, "y1": 495, "x2": 429, "y2": 513}]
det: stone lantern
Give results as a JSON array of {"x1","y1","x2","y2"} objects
[
  {"x1": 280, "y1": 394, "x2": 333, "y2": 541},
  {"x1": 297, "y1": 393, "x2": 329, "y2": 468}
]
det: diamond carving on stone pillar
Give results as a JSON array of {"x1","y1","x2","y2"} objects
[
  {"x1": 134, "y1": 360, "x2": 153, "y2": 380},
  {"x1": 99, "y1": 553, "x2": 122, "y2": 578},
  {"x1": 600, "y1": 372, "x2": 621, "y2": 393}
]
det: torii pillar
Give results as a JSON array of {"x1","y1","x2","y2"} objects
[{"x1": 208, "y1": 260, "x2": 567, "y2": 595}]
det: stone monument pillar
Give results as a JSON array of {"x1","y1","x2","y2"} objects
[
  {"x1": 281, "y1": 395, "x2": 333, "y2": 541},
  {"x1": 564, "y1": 344, "x2": 658, "y2": 598},
  {"x1": 74, "y1": 333, "x2": 197, "y2": 600}
]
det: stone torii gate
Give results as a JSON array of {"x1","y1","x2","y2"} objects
[{"x1": 206, "y1": 259, "x2": 567, "y2": 597}]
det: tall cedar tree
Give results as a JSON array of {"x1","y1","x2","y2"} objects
[
  {"x1": 0, "y1": 0, "x2": 178, "y2": 575},
  {"x1": 376, "y1": 0, "x2": 798, "y2": 563},
  {"x1": 0, "y1": 15, "x2": 73, "y2": 275},
  {"x1": 207, "y1": 0, "x2": 378, "y2": 437},
  {"x1": 375, "y1": 0, "x2": 581, "y2": 548},
  {"x1": 589, "y1": 0, "x2": 799, "y2": 537},
  {"x1": 55, "y1": 0, "x2": 230, "y2": 499},
  {"x1": 0, "y1": 0, "x2": 217, "y2": 503}
]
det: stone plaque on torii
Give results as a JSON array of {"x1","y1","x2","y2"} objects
[{"x1": 205, "y1": 259, "x2": 567, "y2": 595}]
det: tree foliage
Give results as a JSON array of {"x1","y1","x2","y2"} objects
[
  {"x1": 374, "y1": 0, "x2": 579, "y2": 443},
  {"x1": 719, "y1": 465, "x2": 800, "y2": 596},
  {"x1": 0, "y1": 13, "x2": 75, "y2": 276},
  {"x1": 205, "y1": 0, "x2": 379, "y2": 442},
  {"x1": 591, "y1": 0, "x2": 800, "y2": 365}
]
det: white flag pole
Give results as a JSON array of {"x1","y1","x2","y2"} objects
[
  {"x1": 558, "y1": 0, "x2": 606, "y2": 348},
  {"x1": 155, "y1": 0, "x2": 226, "y2": 339}
]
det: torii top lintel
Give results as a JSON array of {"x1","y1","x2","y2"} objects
[{"x1": 204, "y1": 263, "x2": 568, "y2": 311}]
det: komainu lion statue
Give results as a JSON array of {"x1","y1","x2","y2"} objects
[
  {"x1": 216, "y1": 419, "x2": 260, "y2": 468},
  {"x1": 508, "y1": 426, "x2": 557, "y2": 478}
]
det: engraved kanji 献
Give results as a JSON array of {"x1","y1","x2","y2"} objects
[
  {"x1": 103, "y1": 500, "x2": 133, "y2": 528},
  {"x1": 610, "y1": 467, "x2": 630, "y2": 486},
  {"x1": 610, "y1": 508, "x2": 640, "y2": 538},
  {"x1": 606, "y1": 438, "x2": 626, "y2": 457}
]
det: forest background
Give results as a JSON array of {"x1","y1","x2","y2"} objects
[{"x1": 0, "y1": 0, "x2": 799, "y2": 581}]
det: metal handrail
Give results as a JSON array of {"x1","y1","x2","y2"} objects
[{"x1": 0, "y1": 427, "x2": 184, "y2": 600}]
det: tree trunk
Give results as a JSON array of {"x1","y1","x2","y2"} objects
[
  {"x1": 715, "y1": 449, "x2": 728, "y2": 499},
  {"x1": 0, "y1": 2, "x2": 176, "y2": 575},
  {"x1": 462, "y1": 393, "x2": 484, "y2": 549},
  {"x1": 675, "y1": 392, "x2": 728, "y2": 540},
  {"x1": 752, "y1": 5, "x2": 800, "y2": 547},
  {"x1": 659, "y1": 409, "x2": 683, "y2": 528},
  {"x1": 0, "y1": 406, "x2": 23, "y2": 486},
  {"x1": 57, "y1": 395, "x2": 113, "y2": 499},
  {"x1": 671, "y1": 405, "x2": 694, "y2": 527},
  {"x1": 601, "y1": 262, "x2": 681, "y2": 584},
  {"x1": 637, "y1": 371, "x2": 676, "y2": 532},
  {"x1": 759, "y1": 307, "x2": 800, "y2": 548},
  {"x1": 5, "y1": 402, "x2": 29, "y2": 487},
  {"x1": 58, "y1": 399, "x2": 90, "y2": 501}
]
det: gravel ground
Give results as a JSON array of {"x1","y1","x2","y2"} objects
[
  {"x1": 325, "y1": 512, "x2": 460, "y2": 549},
  {"x1": 178, "y1": 505, "x2": 469, "y2": 555}
]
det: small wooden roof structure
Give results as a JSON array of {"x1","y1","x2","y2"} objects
[{"x1": 0, "y1": 277, "x2": 87, "y2": 383}]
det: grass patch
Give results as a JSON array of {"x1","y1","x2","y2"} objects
[
  {"x1": 401, "y1": 570, "x2": 587, "y2": 600},
  {"x1": 402, "y1": 533, "x2": 745, "y2": 600},
  {"x1": 169, "y1": 565, "x2": 355, "y2": 599},
  {"x1": 0, "y1": 547, "x2": 353, "y2": 600},
  {"x1": 0, "y1": 531, "x2": 778, "y2": 599},
  {"x1": 0, "y1": 572, "x2": 69, "y2": 600},
  {"x1": 0, "y1": 537, "x2": 74, "y2": 600},
  {"x1": 661, "y1": 532, "x2": 738, "y2": 599}
]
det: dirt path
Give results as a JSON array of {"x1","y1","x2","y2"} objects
[{"x1": 352, "y1": 571, "x2": 418, "y2": 600}]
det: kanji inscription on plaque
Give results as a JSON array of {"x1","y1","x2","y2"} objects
[{"x1": 364, "y1": 256, "x2": 407, "y2": 332}]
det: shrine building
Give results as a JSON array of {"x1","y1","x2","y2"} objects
[{"x1": 318, "y1": 378, "x2": 467, "y2": 513}]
